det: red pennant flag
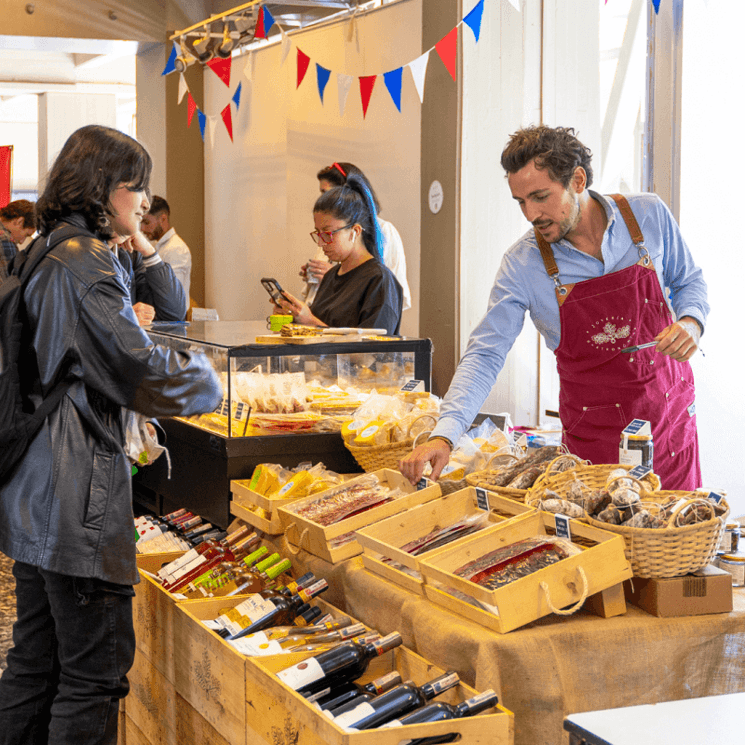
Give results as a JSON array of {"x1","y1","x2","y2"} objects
[
  {"x1": 255, "y1": 6, "x2": 266, "y2": 39},
  {"x1": 187, "y1": 93, "x2": 197, "y2": 127},
  {"x1": 221, "y1": 104, "x2": 233, "y2": 142},
  {"x1": 297, "y1": 49, "x2": 311, "y2": 88},
  {"x1": 206, "y1": 57, "x2": 232, "y2": 87},
  {"x1": 435, "y1": 26, "x2": 458, "y2": 81},
  {"x1": 359, "y1": 75, "x2": 377, "y2": 118}
]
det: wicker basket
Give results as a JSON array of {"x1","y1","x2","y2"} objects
[
  {"x1": 586, "y1": 493, "x2": 729, "y2": 578},
  {"x1": 465, "y1": 453, "x2": 530, "y2": 501},
  {"x1": 344, "y1": 413, "x2": 437, "y2": 473},
  {"x1": 526, "y1": 462, "x2": 661, "y2": 505}
]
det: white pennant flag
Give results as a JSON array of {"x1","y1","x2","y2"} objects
[
  {"x1": 506, "y1": 0, "x2": 521, "y2": 11},
  {"x1": 243, "y1": 52, "x2": 254, "y2": 83},
  {"x1": 280, "y1": 29, "x2": 292, "y2": 66},
  {"x1": 337, "y1": 73, "x2": 354, "y2": 117},
  {"x1": 207, "y1": 115, "x2": 219, "y2": 149},
  {"x1": 178, "y1": 73, "x2": 188, "y2": 104},
  {"x1": 408, "y1": 51, "x2": 430, "y2": 104}
]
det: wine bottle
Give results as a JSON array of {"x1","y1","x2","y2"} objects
[
  {"x1": 277, "y1": 631, "x2": 403, "y2": 696},
  {"x1": 380, "y1": 690, "x2": 499, "y2": 745},
  {"x1": 225, "y1": 555, "x2": 290, "y2": 596},
  {"x1": 314, "y1": 670, "x2": 403, "y2": 713},
  {"x1": 243, "y1": 616, "x2": 353, "y2": 645},
  {"x1": 331, "y1": 672, "x2": 461, "y2": 730},
  {"x1": 224, "y1": 580, "x2": 329, "y2": 640},
  {"x1": 232, "y1": 626, "x2": 372, "y2": 658}
]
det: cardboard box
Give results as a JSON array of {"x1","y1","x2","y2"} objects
[{"x1": 624, "y1": 564, "x2": 734, "y2": 618}]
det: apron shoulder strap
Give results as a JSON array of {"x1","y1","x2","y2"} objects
[
  {"x1": 534, "y1": 228, "x2": 573, "y2": 305},
  {"x1": 609, "y1": 193, "x2": 644, "y2": 244}
]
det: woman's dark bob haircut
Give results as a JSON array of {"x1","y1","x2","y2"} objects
[
  {"x1": 500, "y1": 125, "x2": 594, "y2": 189},
  {"x1": 36, "y1": 124, "x2": 152, "y2": 239}
]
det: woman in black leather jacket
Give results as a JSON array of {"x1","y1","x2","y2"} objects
[{"x1": 0, "y1": 125, "x2": 222, "y2": 745}]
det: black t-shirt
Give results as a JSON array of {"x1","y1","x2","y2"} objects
[{"x1": 311, "y1": 259, "x2": 403, "y2": 335}]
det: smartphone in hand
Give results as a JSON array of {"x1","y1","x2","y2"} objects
[{"x1": 261, "y1": 278, "x2": 289, "y2": 305}]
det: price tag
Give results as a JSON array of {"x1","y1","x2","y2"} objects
[
  {"x1": 416, "y1": 477, "x2": 431, "y2": 491},
  {"x1": 707, "y1": 491, "x2": 725, "y2": 504},
  {"x1": 475, "y1": 487, "x2": 490, "y2": 512},
  {"x1": 622, "y1": 418, "x2": 652, "y2": 436},
  {"x1": 491, "y1": 414, "x2": 508, "y2": 432},
  {"x1": 554, "y1": 514, "x2": 572, "y2": 540},
  {"x1": 628, "y1": 465, "x2": 652, "y2": 480},
  {"x1": 214, "y1": 397, "x2": 230, "y2": 416},
  {"x1": 400, "y1": 379, "x2": 425, "y2": 393}
]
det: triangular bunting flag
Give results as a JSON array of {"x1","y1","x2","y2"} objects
[
  {"x1": 162, "y1": 42, "x2": 178, "y2": 76},
  {"x1": 280, "y1": 28, "x2": 292, "y2": 66},
  {"x1": 297, "y1": 49, "x2": 311, "y2": 88},
  {"x1": 206, "y1": 57, "x2": 232, "y2": 87},
  {"x1": 337, "y1": 73, "x2": 353, "y2": 117},
  {"x1": 187, "y1": 93, "x2": 197, "y2": 127},
  {"x1": 359, "y1": 75, "x2": 377, "y2": 119},
  {"x1": 316, "y1": 64, "x2": 332, "y2": 104},
  {"x1": 207, "y1": 115, "x2": 218, "y2": 149},
  {"x1": 197, "y1": 109, "x2": 206, "y2": 141},
  {"x1": 243, "y1": 52, "x2": 254, "y2": 82},
  {"x1": 232, "y1": 82, "x2": 242, "y2": 110},
  {"x1": 178, "y1": 73, "x2": 189, "y2": 104},
  {"x1": 652, "y1": 0, "x2": 661, "y2": 12},
  {"x1": 435, "y1": 27, "x2": 458, "y2": 81},
  {"x1": 263, "y1": 7, "x2": 276, "y2": 35},
  {"x1": 221, "y1": 104, "x2": 233, "y2": 142},
  {"x1": 408, "y1": 51, "x2": 430, "y2": 104},
  {"x1": 255, "y1": 7, "x2": 266, "y2": 39},
  {"x1": 463, "y1": 0, "x2": 485, "y2": 43},
  {"x1": 383, "y1": 68, "x2": 403, "y2": 112}
]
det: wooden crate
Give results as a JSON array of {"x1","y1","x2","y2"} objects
[
  {"x1": 126, "y1": 649, "x2": 234, "y2": 745},
  {"x1": 277, "y1": 469, "x2": 442, "y2": 563},
  {"x1": 419, "y1": 511, "x2": 633, "y2": 633},
  {"x1": 231, "y1": 477, "x2": 306, "y2": 512},
  {"x1": 357, "y1": 487, "x2": 535, "y2": 595},
  {"x1": 132, "y1": 552, "x2": 185, "y2": 684},
  {"x1": 245, "y1": 642, "x2": 514, "y2": 745},
  {"x1": 230, "y1": 496, "x2": 284, "y2": 534}
]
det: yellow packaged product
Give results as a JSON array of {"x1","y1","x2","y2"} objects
[
  {"x1": 341, "y1": 418, "x2": 368, "y2": 443},
  {"x1": 353, "y1": 420, "x2": 391, "y2": 447},
  {"x1": 269, "y1": 470, "x2": 313, "y2": 500}
]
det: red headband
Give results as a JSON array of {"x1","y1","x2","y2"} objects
[{"x1": 331, "y1": 162, "x2": 347, "y2": 178}]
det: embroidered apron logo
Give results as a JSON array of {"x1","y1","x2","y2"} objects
[{"x1": 587, "y1": 318, "x2": 633, "y2": 349}]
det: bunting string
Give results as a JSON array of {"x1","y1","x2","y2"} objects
[{"x1": 163, "y1": 0, "x2": 667, "y2": 142}]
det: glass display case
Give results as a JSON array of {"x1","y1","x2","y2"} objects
[{"x1": 133, "y1": 321, "x2": 433, "y2": 528}]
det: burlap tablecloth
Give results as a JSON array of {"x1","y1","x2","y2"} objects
[{"x1": 270, "y1": 535, "x2": 745, "y2": 745}]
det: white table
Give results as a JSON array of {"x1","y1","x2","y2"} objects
[{"x1": 564, "y1": 691, "x2": 745, "y2": 744}]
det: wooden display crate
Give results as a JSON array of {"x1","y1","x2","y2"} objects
[
  {"x1": 231, "y1": 477, "x2": 308, "y2": 512},
  {"x1": 125, "y1": 648, "x2": 232, "y2": 745},
  {"x1": 357, "y1": 487, "x2": 535, "y2": 595},
  {"x1": 277, "y1": 469, "x2": 442, "y2": 563},
  {"x1": 230, "y1": 495, "x2": 284, "y2": 534},
  {"x1": 132, "y1": 552, "x2": 185, "y2": 684},
  {"x1": 419, "y1": 512, "x2": 633, "y2": 633},
  {"x1": 246, "y1": 640, "x2": 514, "y2": 745}
]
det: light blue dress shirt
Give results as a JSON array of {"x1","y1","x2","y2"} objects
[{"x1": 431, "y1": 191, "x2": 710, "y2": 446}]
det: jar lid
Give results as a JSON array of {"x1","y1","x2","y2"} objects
[{"x1": 720, "y1": 553, "x2": 745, "y2": 562}]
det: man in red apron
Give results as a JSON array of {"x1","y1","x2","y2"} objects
[{"x1": 401, "y1": 126, "x2": 708, "y2": 491}]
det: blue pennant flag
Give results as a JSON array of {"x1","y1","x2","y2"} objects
[
  {"x1": 161, "y1": 42, "x2": 178, "y2": 76},
  {"x1": 383, "y1": 67, "x2": 403, "y2": 112},
  {"x1": 263, "y1": 6, "x2": 276, "y2": 34},
  {"x1": 463, "y1": 0, "x2": 485, "y2": 43},
  {"x1": 652, "y1": 0, "x2": 661, "y2": 13},
  {"x1": 232, "y1": 82, "x2": 242, "y2": 110},
  {"x1": 197, "y1": 109, "x2": 206, "y2": 141},
  {"x1": 316, "y1": 64, "x2": 331, "y2": 103}
]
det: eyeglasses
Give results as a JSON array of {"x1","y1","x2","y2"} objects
[{"x1": 310, "y1": 223, "x2": 354, "y2": 245}]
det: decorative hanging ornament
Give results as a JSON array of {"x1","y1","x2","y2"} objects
[
  {"x1": 359, "y1": 75, "x2": 376, "y2": 118},
  {"x1": 297, "y1": 49, "x2": 311, "y2": 88},
  {"x1": 207, "y1": 57, "x2": 232, "y2": 87},
  {"x1": 435, "y1": 27, "x2": 458, "y2": 81}
]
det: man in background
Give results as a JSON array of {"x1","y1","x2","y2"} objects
[
  {"x1": 0, "y1": 199, "x2": 36, "y2": 284},
  {"x1": 141, "y1": 195, "x2": 192, "y2": 300}
]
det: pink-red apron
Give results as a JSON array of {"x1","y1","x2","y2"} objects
[{"x1": 536, "y1": 194, "x2": 701, "y2": 490}]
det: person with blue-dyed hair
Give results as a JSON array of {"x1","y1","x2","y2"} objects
[{"x1": 273, "y1": 174, "x2": 403, "y2": 335}]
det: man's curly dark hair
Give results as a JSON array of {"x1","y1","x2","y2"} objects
[{"x1": 500, "y1": 125, "x2": 594, "y2": 188}]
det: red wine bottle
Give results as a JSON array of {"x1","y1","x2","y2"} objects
[
  {"x1": 278, "y1": 632, "x2": 402, "y2": 696},
  {"x1": 379, "y1": 689, "x2": 499, "y2": 744},
  {"x1": 331, "y1": 672, "x2": 460, "y2": 730},
  {"x1": 319, "y1": 671, "x2": 403, "y2": 714}
]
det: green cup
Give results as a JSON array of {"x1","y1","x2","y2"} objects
[{"x1": 267, "y1": 314, "x2": 293, "y2": 332}]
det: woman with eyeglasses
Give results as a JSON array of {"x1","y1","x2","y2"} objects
[
  {"x1": 300, "y1": 162, "x2": 411, "y2": 311},
  {"x1": 273, "y1": 174, "x2": 403, "y2": 335}
]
